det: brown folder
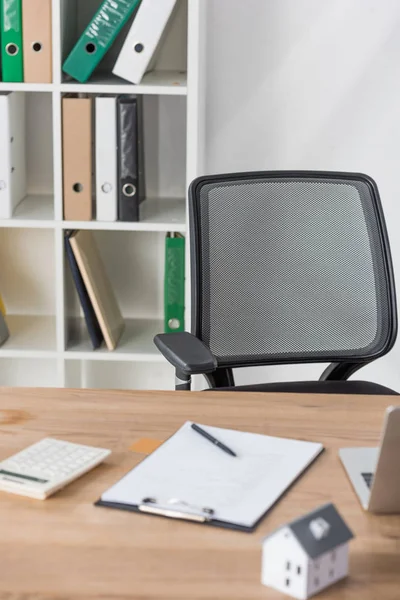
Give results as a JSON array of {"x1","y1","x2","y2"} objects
[
  {"x1": 22, "y1": 0, "x2": 52, "y2": 83},
  {"x1": 69, "y1": 230, "x2": 125, "y2": 350},
  {"x1": 62, "y1": 96, "x2": 93, "y2": 221}
]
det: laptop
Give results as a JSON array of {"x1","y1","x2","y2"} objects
[{"x1": 339, "y1": 406, "x2": 400, "y2": 513}]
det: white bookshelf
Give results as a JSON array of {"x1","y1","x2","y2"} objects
[{"x1": 0, "y1": 0, "x2": 206, "y2": 389}]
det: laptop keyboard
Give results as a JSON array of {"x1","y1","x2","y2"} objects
[{"x1": 362, "y1": 472, "x2": 374, "y2": 488}]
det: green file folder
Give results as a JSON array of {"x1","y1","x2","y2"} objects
[
  {"x1": 1, "y1": 0, "x2": 23, "y2": 82},
  {"x1": 165, "y1": 233, "x2": 185, "y2": 333},
  {"x1": 62, "y1": 0, "x2": 141, "y2": 83}
]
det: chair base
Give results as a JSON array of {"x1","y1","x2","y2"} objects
[{"x1": 207, "y1": 380, "x2": 398, "y2": 395}]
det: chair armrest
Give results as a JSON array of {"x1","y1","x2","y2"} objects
[{"x1": 154, "y1": 332, "x2": 217, "y2": 375}]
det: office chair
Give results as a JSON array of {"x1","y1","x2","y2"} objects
[{"x1": 155, "y1": 171, "x2": 398, "y2": 395}]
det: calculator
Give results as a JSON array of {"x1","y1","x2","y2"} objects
[{"x1": 0, "y1": 438, "x2": 111, "y2": 499}]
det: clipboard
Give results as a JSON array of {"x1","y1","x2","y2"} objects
[
  {"x1": 95, "y1": 498, "x2": 257, "y2": 532},
  {"x1": 95, "y1": 422, "x2": 323, "y2": 532}
]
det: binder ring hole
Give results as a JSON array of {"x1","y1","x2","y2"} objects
[
  {"x1": 134, "y1": 43, "x2": 144, "y2": 53},
  {"x1": 85, "y1": 43, "x2": 97, "y2": 54},
  {"x1": 6, "y1": 43, "x2": 18, "y2": 56},
  {"x1": 101, "y1": 183, "x2": 113, "y2": 194},
  {"x1": 123, "y1": 183, "x2": 136, "y2": 197},
  {"x1": 32, "y1": 42, "x2": 43, "y2": 53},
  {"x1": 168, "y1": 318, "x2": 181, "y2": 330},
  {"x1": 73, "y1": 183, "x2": 83, "y2": 193}
]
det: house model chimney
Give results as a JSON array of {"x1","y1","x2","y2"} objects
[{"x1": 309, "y1": 517, "x2": 331, "y2": 540}]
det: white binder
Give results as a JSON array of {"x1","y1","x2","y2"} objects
[
  {"x1": 0, "y1": 92, "x2": 26, "y2": 219},
  {"x1": 95, "y1": 96, "x2": 117, "y2": 222},
  {"x1": 112, "y1": 0, "x2": 178, "y2": 85}
]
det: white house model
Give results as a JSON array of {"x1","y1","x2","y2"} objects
[{"x1": 261, "y1": 503, "x2": 354, "y2": 599}]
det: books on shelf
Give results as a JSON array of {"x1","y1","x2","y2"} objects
[
  {"x1": 65, "y1": 229, "x2": 186, "y2": 351},
  {"x1": 62, "y1": 93, "x2": 146, "y2": 223},
  {"x1": 62, "y1": 0, "x2": 180, "y2": 85},
  {"x1": 0, "y1": 0, "x2": 52, "y2": 83},
  {"x1": 65, "y1": 231, "x2": 104, "y2": 350},
  {"x1": 67, "y1": 230, "x2": 125, "y2": 351}
]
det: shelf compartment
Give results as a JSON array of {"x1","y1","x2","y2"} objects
[
  {"x1": 68, "y1": 359, "x2": 174, "y2": 390},
  {"x1": 25, "y1": 92, "x2": 54, "y2": 202},
  {"x1": 0, "y1": 357, "x2": 59, "y2": 386},
  {"x1": 0, "y1": 195, "x2": 54, "y2": 228},
  {"x1": 0, "y1": 228, "x2": 56, "y2": 321},
  {"x1": 60, "y1": 0, "x2": 187, "y2": 89},
  {"x1": 65, "y1": 317, "x2": 165, "y2": 361},
  {"x1": 0, "y1": 92, "x2": 54, "y2": 221},
  {"x1": 62, "y1": 197, "x2": 186, "y2": 232},
  {"x1": 0, "y1": 315, "x2": 56, "y2": 356},
  {"x1": 65, "y1": 230, "x2": 168, "y2": 326}
]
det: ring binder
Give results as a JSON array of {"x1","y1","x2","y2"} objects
[
  {"x1": 62, "y1": 0, "x2": 142, "y2": 83},
  {"x1": 1, "y1": 0, "x2": 24, "y2": 82}
]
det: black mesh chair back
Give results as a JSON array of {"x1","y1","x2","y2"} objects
[{"x1": 189, "y1": 171, "x2": 397, "y2": 370}]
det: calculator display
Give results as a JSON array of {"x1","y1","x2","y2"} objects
[{"x1": 0, "y1": 469, "x2": 48, "y2": 484}]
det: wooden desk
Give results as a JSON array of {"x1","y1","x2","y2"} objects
[{"x1": 0, "y1": 388, "x2": 399, "y2": 599}]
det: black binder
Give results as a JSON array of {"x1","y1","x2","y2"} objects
[
  {"x1": 64, "y1": 231, "x2": 104, "y2": 350},
  {"x1": 117, "y1": 95, "x2": 146, "y2": 222}
]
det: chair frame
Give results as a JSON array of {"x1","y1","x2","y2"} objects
[{"x1": 156, "y1": 171, "x2": 397, "y2": 390}]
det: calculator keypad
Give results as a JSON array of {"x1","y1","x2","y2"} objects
[{"x1": 2, "y1": 439, "x2": 109, "y2": 480}]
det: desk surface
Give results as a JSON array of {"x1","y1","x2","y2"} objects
[{"x1": 0, "y1": 388, "x2": 399, "y2": 599}]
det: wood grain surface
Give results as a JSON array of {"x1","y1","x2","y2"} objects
[{"x1": 0, "y1": 388, "x2": 399, "y2": 600}]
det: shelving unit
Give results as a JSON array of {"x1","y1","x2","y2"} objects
[{"x1": 0, "y1": 0, "x2": 206, "y2": 389}]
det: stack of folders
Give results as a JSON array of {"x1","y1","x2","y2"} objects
[
  {"x1": 0, "y1": 0, "x2": 52, "y2": 83},
  {"x1": 62, "y1": 0, "x2": 178, "y2": 85},
  {"x1": 65, "y1": 230, "x2": 125, "y2": 351},
  {"x1": 62, "y1": 94, "x2": 145, "y2": 222},
  {"x1": 164, "y1": 233, "x2": 185, "y2": 333}
]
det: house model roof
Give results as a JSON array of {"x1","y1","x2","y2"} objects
[{"x1": 264, "y1": 503, "x2": 354, "y2": 560}]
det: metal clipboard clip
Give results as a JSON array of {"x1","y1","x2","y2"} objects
[{"x1": 138, "y1": 497, "x2": 215, "y2": 523}]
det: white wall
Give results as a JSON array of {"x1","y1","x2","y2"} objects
[{"x1": 203, "y1": 0, "x2": 400, "y2": 390}]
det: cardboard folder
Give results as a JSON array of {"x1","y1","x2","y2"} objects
[
  {"x1": 62, "y1": 96, "x2": 93, "y2": 221},
  {"x1": 22, "y1": 0, "x2": 52, "y2": 83}
]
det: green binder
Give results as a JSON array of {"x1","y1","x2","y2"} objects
[
  {"x1": 1, "y1": 0, "x2": 23, "y2": 82},
  {"x1": 165, "y1": 233, "x2": 185, "y2": 333},
  {"x1": 62, "y1": 0, "x2": 141, "y2": 83}
]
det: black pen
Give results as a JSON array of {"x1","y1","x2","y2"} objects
[{"x1": 191, "y1": 423, "x2": 237, "y2": 457}]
